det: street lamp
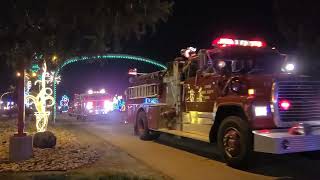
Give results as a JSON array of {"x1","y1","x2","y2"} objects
[
  {"x1": 52, "y1": 55, "x2": 58, "y2": 62},
  {"x1": 16, "y1": 72, "x2": 21, "y2": 77}
]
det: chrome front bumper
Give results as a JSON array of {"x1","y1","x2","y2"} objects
[{"x1": 253, "y1": 127, "x2": 320, "y2": 154}]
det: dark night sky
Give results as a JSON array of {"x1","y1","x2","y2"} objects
[{"x1": 0, "y1": 0, "x2": 286, "y2": 99}]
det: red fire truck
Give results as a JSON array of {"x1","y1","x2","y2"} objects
[
  {"x1": 126, "y1": 37, "x2": 320, "y2": 167},
  {"x1": 71, "y1": 89, "x2": 114, "y2": 120}
]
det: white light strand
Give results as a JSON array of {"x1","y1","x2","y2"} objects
[
  {"x1": 26, "y1": 62, "x2": 55, "y2": 132},
  {"x1": 46, "y1": 71, "x2": 61, "y2": 85}
]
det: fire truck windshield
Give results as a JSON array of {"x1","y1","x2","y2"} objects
[{"x1": 209, "y1": 48, "x2": 285, "y2": 74}]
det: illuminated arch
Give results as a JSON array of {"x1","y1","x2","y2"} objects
[{"x1": 53, "y1": 53, "x2": 167, "y2": 120}]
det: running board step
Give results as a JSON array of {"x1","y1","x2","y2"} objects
[{"x1": 155, "y1": 128, "x2": 210, "y2": 143}]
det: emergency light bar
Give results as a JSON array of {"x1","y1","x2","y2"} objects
[
  {"x1": 128, "y1": 68, "x2": 138, "y2": 75},
  {"x1": 212, "y1": 38, "x2": 265, "y2": 48}
]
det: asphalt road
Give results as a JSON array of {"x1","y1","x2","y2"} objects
[{"x1": 57, "y1": 113, "x2": 320, "y2": 180}]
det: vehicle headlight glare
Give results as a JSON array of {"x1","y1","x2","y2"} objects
[
  {"x1": 86, "y1": 102, "x2": 93, "y2": 110},
  {"x1": 285, "y1": 63, "x2": 295, "y2": 71},
  {"x1": 254, "y1": 106, "x2": 268, "y2": 116}
]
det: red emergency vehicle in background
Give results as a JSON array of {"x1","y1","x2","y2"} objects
[
  {"x1": 70, "y1": 89, "x2": 114, "y2": 120},
  {"x1": 126, "y1": 36, "x2": 320, "y2": 167}
]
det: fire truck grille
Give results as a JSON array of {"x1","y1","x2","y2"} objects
[{"x1": 278, "y1": 81, "x2": 320, "y2": 122}]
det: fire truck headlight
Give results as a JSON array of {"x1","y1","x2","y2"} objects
[
  {"x1": 104, "y1": 100, "x2": 113, "y2": 113},
  {"x1": 86, "y1": 101, "x2": 93, "y2": 110},
  {"x1": 285, "y1": 63, "x2": 295, "y2": 71},
  {"x1": 254, "y1": 106, "x2": 268, "y2": 116}
]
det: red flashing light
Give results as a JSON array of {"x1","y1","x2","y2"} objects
[
  {"x1": 279, "y1": 100, "x2": 291, "y2": 110},
  {"x1": 258, "y1": 129, "x2": 270, "y2": 134},
  {"x1": 250, "y1": 40, "x2": 264, "y2": 47},
  {"x1": 215, "y1": 38, "x2": 235, "y2": 47},
  {"x1": 212, "y1": 38, "x2": 265, "y2": 48}
]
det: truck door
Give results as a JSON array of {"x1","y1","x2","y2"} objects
[
  {"x1": 182, "y1": 61, "x2": 222, "y2": 136},
  {"x1": 194, "y1": 72, "x2": 222, "y2": 112},
  {"x1": 183, "y1": 60, "x2": 198, "y2": 112}
]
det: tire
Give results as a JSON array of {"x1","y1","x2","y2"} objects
[
  {"x1": 135, "y1": 111, "x2": 160, "y2": 140},
  {"x1": 217, "y1": 116, "x2": 253, "y2": 168}
]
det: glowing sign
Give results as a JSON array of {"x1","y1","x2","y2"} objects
[{"x1": 144, "y1": 98, "x2": 159, "y2": 104}]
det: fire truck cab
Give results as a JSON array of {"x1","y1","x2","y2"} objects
[{"x1": 127, "y1": 37, "x2": 320, "y2": 167}]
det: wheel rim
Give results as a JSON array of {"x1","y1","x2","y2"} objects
[{"x1": 223, "y1": 127, "x2": 241, "y2": 158}]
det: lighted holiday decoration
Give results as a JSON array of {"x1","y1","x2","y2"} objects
[
  {"x1": 46, "y1": 71, "x2": 61, "y2": 85},
  {"x1": 31, "y1": 64, "x2": 40, "y2": 73},
  {"x1": 59, "y1": 95, "x2": 69, "y2": 112},
  {"x1": 25, "y1": 80, "x2": 32, "y2": 107},
  {"x1": 26, "y1": 62, "x2": 55, "y2": 132},
  {"x1": 112, "y1": 95, "x2": 126, "y2": 112}
]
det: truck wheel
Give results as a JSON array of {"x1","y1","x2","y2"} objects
[
  {"x1": 135, "y1": 111, "x2": 160, "y2": 140},
  {"x1": 217, "y1": 116, "x2": 253, "y2": 168}
]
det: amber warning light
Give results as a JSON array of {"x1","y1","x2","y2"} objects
[{"x1": 212, "y1": 38, "x2": 265, "y2": 48}]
